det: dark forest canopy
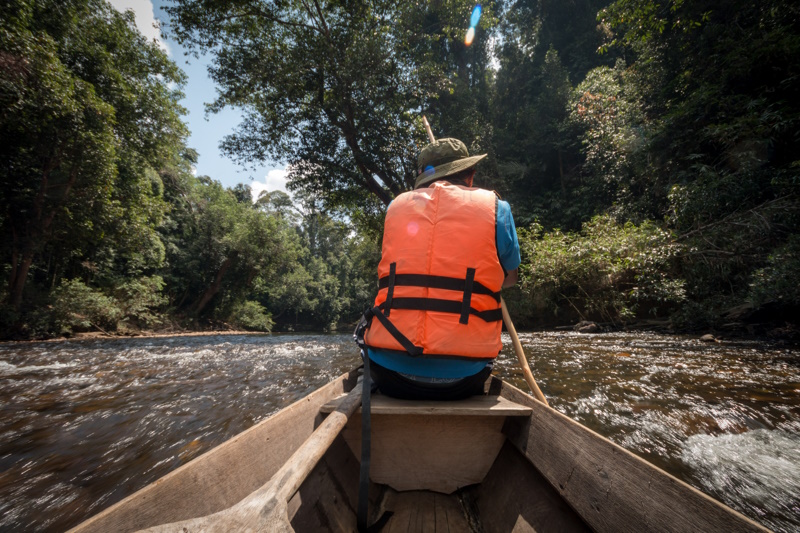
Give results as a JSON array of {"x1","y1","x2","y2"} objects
[{"x1": 1, "y1": 0, "x2": 799, "y2": 339}]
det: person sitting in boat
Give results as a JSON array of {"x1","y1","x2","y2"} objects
[{"x1": 356, "y1": 137, "x2": 520, "y2": 400}]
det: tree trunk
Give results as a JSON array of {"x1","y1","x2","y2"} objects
[
  {"x1": 193, "y1": 253, "x2": 238, "y2": 316},
  {"x1": 323, "y1": 107, "x2": 394, "y2": 205},
  {"x1": 8, "y1": 228, "x2": 19, "y2": 299},
  {"x1": 5, "y1": 155, "x2": 76, "y2": 311},
  {"x1": 9, "y1": 247, "x2": 34, "y2": 311}
]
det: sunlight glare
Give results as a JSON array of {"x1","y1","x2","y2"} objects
[{"x1": 465, "y1": 27, "x2": 476, "y2": 46}]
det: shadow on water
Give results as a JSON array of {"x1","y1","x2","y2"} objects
[{"x1": 0, "y1": 332, "x2": 798, "y2": 532}]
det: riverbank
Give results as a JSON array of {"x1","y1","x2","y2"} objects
[
  {"x1": 5, "y1": 319, "x2": 798, "y2": 347},
  {"x1": 553, "y1": 318, "x2": 800, "y2": 344},
  {"x1": 0, "y1": 328, "x2": 259, "y2": 344}
]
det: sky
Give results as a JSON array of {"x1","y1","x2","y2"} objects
[{"x1": 107, "y1": 0, "x2": 289, "y2": 202}]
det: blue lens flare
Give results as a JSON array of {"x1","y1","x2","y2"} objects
[{"x1": 470, "y1": 5, "x2": 482, "y2": 28}]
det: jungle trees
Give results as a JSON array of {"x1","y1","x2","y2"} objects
[{"x1": 1, "y1": 0, "x2": 187, "y2": 315}]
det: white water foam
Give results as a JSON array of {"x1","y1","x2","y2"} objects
[
  {"x1": 681, "y1": 429, "x2": 800, "y2": 530},
  {"x1": 0, "y1": 361, "x2": 76, "y2": 375},
  {"x1": 0, "y1": 361, "x2": 19, "y2": 374}
]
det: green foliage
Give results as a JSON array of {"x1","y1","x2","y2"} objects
[
  {"x1": 226, "y1": 300, "x2": 274, "y2": 332},
  {"x1": 519, "y1": 215, "x2": 685, "y2": 323},
  {"x1": 568, "y1": 61, "x2": 653, "y2": 220},
  {"x1": 501, "y1": 0, "x2": 800, "y2": 326},
  {"x1": 160, "y1": 176, "x2": 303, "y2": 319},
  {"x1": 748, "y1": 235, "x2": 800, "y2": 307},
  {"x1": 597, "y1": 0, "x2": 800, "y2": 326},
  {"x1": 491, "y1": 0, "x2": 618, "y2": 229},
  {"x1": 113, "y1": 276, "x2": 168, "y2": 329},
  {"x1": 264, "y1": 264, "x2": 316, "y2": 321},
  {"x1": 1, "y1": 0, "x2": 187, "y2": 317},
  {"x1": 165, "y1": 0, "x2": 497, "y2": 222},
  {"x1": 51, "y1": 279, "x2": 122, "y2": 334},
  {"x1": 261, "y1": 208, "x2": 380, "y2": 330},
  {"x1": 0, "y1": 7, "x2": 117, "y2": 309},
  {"x1": 46, "y1": 276, "x2": 169, "y2": 335}
]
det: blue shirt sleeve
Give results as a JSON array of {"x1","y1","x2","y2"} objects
[{"x1": 496, "y1": 200, "x2": 521, "y2": 271}]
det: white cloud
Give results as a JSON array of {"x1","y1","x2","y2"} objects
[
  {"x1": 250, "y1": 168, "x2": 290, "y2": 203},
  {"x1": 108, "y1": 0, "x2": 169, "y2": 55}
]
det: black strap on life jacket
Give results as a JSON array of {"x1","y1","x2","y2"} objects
[
  {"x1": 460, "y1": 268, "x2": 476, "y2": 324},
  {"x1": 377, "y1": 298, "x2": 502, "y2": 323},
  {"x1": 370, "y1": 263, "x2": 502, "y2": 358},
  {"x1": 378, "y1": 271, "x2": 501, "y2": 303},
  {"x1": 384, "y1": 263, "x2": 396, "y2": 317},
  {"x1": 353, "y1": 316, "x2": 393, "y2": 532}
]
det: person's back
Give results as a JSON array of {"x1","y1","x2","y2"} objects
[{"x1": 356, "y1": 138, "x2": 520, "y2": 400}]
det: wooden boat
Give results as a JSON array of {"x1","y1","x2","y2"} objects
[{"x1": 70, "y1": 368, "x2": 769, "y2": 532}]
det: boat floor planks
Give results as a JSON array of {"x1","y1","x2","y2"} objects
[{"x1": 380, "y1": 490, "x2": 471, "y2": 533}]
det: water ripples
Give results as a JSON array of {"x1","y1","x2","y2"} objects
[
  {"x1": 504, "y1": 331, "x2": 800, "y2": 532},
  {"x1": 0, "y1": 331, "x2": 798, "y2": 531}
]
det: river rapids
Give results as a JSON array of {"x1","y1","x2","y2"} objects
[{"x1": 0, "y1": 332, "x2": 797, "y2": 532}]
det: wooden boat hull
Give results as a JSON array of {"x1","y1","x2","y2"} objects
[{"x1": 70, "y1": 370, "x2": 769, "y2": 532}]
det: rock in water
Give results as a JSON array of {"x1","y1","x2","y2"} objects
[{"x1": 574, "y1": 321, "x2": 600, "y2": 333}]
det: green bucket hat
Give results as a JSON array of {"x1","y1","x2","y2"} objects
[{"x1": 414, "y1": 138, "x2": 487, "y2": 189}]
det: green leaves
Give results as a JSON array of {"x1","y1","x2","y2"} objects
[
  {"x1": 1, "y1": 0, "x2": 189, "y2": 334},
  {"x1": 227, "y1": 300, "x2": 274, "y2": 332},
  {"x1": 519, "y1": 215, "x2": 685, "y2": 323},
  {"x1": 0, "y1": 0, "x2": 187, "y2": 333},
  {"x1": 51, "y1": 279, "x2": 123, "y2": 334},
  {"x1": 166, "y1": 0, "x2": 497, "y2": 217}
]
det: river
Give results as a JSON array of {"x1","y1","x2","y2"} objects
[{"x1": 0, "y1": 332, "x2": 798, "y2": 532}]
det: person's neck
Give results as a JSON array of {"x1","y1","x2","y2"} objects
[{"x1": 441, "y1": 179, "x2": 474, "y2": 188}]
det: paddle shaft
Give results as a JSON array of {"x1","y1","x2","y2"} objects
[
  {"x1": 140, "y1": 385, "x2": 363, "y2": 532},
  {"x1": 500, "y1": 298, "x2": 549, "y2": 406},
  {"x1": 423, "y1": 115, "x2": 436, "y2": 143}
]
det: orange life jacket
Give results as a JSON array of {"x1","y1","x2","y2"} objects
[{"x1": 363, "y1": 182, "x2": 504, "y2": 360}]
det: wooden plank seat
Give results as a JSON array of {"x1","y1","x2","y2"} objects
[
  {"x1": 323, "y1": 393, "x2": 533, "y2": 494},
  {"x1": 320, "y1": 393, "x2": 532, "y2": 416}
]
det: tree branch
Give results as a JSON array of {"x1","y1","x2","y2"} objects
[{"x1": 677, "y1": 195, "x2": 798, "y2": 241}]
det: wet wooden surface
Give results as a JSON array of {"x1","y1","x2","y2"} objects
[{"x1": 381, "y1": 490, "x2": 471, "y2": 533}]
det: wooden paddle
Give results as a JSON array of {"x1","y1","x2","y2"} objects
[
  {"x1": 501, "y1": 298, "x2": 549, "y2": 405},
  {"x1": 139, "y1": 384, "x2": 364, "y2": 532},
  {"x1": 422, "y1": 115, "x2": 435, "y2": 144}
]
